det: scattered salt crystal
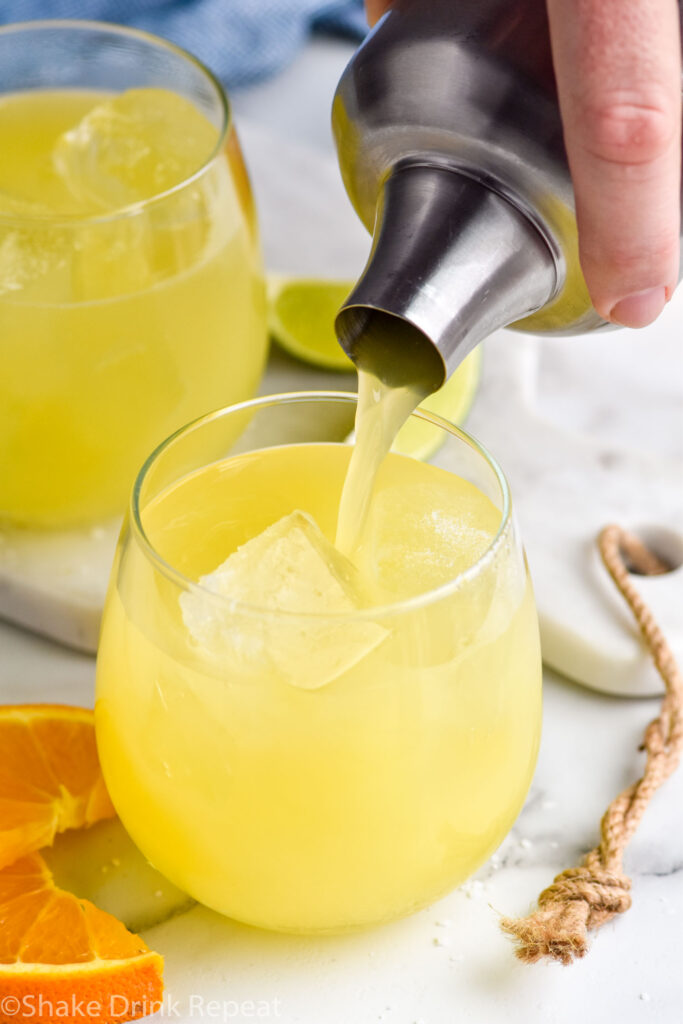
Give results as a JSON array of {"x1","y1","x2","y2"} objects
[
  {"x1": 435, "y1": 919, "x2": 452, "y2": 928},
  {"x1": 549, "y1": 840, "x2": 559, "y2": 849},
  {"x1": 541, "y1": 799, "x2": 557, "y2": 811},
  {"x1": 433, "y1": 936, "x2": 451, "y2": 948},
  {"x1": 90, "y1": 526, "x2": 106, "y2": 541},
  {"x1": 461, "y1": 879, "x2": 486, "y2": 900},
  {"x1": 639, "y1": 993, "x2": 651, "y2": 1002},
  {"x1": 155, "y1": 890, "x2": 163, "y2": 898},
  {"x1": 519, "y1": 838, "x2": 532, "y2": 850},
  {"x1": 111, "y1": 856, "x2": 121, "y2": 867}
]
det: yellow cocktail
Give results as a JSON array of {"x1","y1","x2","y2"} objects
[
  {"x1": 0, "y1": 23, "x2": 266, "y2": 527},
  {"x1": 96, "y1": 393, "x2": 542, "y2": 933}
]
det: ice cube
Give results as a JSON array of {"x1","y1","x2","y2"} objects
[
  {"x1": 360, "y1": 480, "x2": 498, "y2": 600},
  {"x1": 0, "y1": 190, "x2": 69, "y2": 302},
  {"x1": 0, "y1": 191, "x2": 52, "y2": 216},
  {"x1": 180, "y1": 512, "x2": 387, "y2": 690},
  {"x1": 53, "y1": 88, "x2": 218, "y2": 210},
  {"x1": 0, "y1": 224, "x2": 70, "y2": 301},
  {"x1": 70, "y1": 217, "x2": 153, "y2": 301}
]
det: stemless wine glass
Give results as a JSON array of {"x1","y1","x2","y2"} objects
[
  {"x1": 0, "y1": 21, "x2": 266, "y2": 528},
  {"x1": 95, "y1": 392, "x2": 542, "y2": 934}
]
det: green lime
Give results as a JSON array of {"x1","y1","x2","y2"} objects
[
  {"x1": 267, "y1": 275, "x2": 356, "y2": 371},
  {"x1": 267, "y1": 274, "x2": 482, "y2": 460},
  {"x1": 393, "y1": 347, "x2": 482, "y2": 461}
]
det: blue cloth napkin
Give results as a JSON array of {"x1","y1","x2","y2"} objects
[{"x1": 1, "y1": 1, "x2": 368, "y2": 87}]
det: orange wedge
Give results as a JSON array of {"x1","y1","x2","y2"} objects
[
  {"x1": 0, "y1": 852, "x2": 163, "y2": 1023},
  {"x1": 0, "y1": 705, "x2": 115, "y2": 870}
]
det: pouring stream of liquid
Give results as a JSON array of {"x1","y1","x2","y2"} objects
[{"x1": 335, "y1": 370, "x2": 425, "y2": 556}]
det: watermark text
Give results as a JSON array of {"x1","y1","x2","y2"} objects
[{"x1": 0, "y1": 994, "x2": 282, "y2": 1020}]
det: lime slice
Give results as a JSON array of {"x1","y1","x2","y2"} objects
[
  {"x1": 393, "y1": 347, "x2": 482, "y2": 461},
  {"x1": 267, "y1": 275, "x2": 355, "y2": 371},
  {"x1": 267, "y1": 274, "x2": 482, "y2": 460}
]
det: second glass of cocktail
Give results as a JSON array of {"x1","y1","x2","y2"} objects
[
  {"x1": 96, "y1": 392, "x2": 542, "y2": 933},
  {"x1": 0, "y1": 21, "x2": 266, "y2": 528}
]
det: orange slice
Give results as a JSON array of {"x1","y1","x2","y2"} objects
[
  {"x1": 0, "y1": 705, "x2": 115, "y2": 870},
  {"x1": 0, "y1": 852, "x2": 163, "y2": 1023}
]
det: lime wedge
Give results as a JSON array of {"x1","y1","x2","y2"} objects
[
  {"x1": 267, "y1": 274, "x2": 482, "y2": 460},
  {"x1": 393, "y1": 347, "x2": 482, "y2": 461},
  {"x1": 267, "y1": 275, "x2": 355, "y2": 371}
]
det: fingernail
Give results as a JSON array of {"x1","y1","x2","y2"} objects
[{"x1": 609, "y1": 287, "x2": 667, "y2": 328}]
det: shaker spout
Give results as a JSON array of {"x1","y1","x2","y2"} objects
[{"x1": 335, "y1": 164, "x2": 558, "y2": 392}]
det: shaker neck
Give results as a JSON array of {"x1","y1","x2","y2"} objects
[{"x1": 335, "y1": 163, "x2": 559, "y2": 393}]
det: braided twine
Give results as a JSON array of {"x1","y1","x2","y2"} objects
[{"x1": 501, "y1": 525, "x2": 683, "y2": 965}]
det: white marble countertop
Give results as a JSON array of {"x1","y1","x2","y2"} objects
[{"x1": 1, "y1": 36, "x2": 682, "y2": 1024}]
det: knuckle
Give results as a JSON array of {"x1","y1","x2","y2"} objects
[
  {"x1": 582, "y1": 234, "x2": 678, "y2": 281},
  {"x1": 577, "y1": 93, "x2": 677, "y2": 166}
]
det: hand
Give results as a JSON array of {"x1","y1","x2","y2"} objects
[{"x1": 366, "y1": 0, "x2": 682, "y2": 328}]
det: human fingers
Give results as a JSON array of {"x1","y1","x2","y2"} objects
[{"x1": 546, "y1": 0, "x2": 681, "y2": 327}]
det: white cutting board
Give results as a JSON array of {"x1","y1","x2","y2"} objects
[
  {"x1": 1, "y1": 122, "x2": 681, "y2": 696},
  {"x1": 464, "y1": 328, "x2": 683, "y2": 697}
]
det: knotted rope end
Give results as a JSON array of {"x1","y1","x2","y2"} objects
[
  {"x1": 499, "y1": 523, "x2": 681, "y2": 966},
  {"x1": 500, "y1": 909, "x2": 589, "y2": 965},
  {"x1": 500, "y1": 866, "x2": 632, "y2": 965}
]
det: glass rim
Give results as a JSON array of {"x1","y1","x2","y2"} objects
[
  {"x1": 0, "y1": 19, "x2": 231, "y2": 228},
  {"x1": 129, "y1": 391, "x2": 514, "y2": 621}
]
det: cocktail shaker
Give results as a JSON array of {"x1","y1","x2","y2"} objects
[{"x1": 332, "y1": 0, "x2": 682, "y2": 392}]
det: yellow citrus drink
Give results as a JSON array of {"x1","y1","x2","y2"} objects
[
  {"x1": 96, "y1": 424, "x2": 541, "y2": 933},
  {"x1": 0, "y1": 87, "x2": 266, "y2": 527}
]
